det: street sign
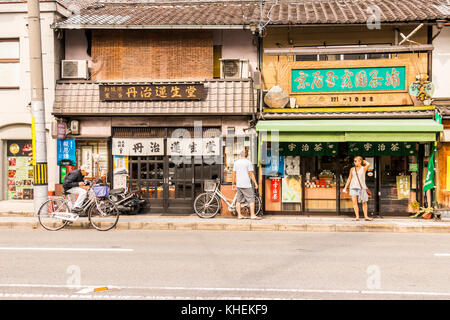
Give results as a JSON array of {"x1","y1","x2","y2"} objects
[{"x1": 57, "y1": 139, "x2": 76, "y2": 165}]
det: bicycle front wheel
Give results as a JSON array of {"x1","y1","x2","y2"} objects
[
  {"x1": 88, "y1": 198, "x2": 120, "y2": 231},
  {"x1": 37, "y1": 198, "x2": 70, "y2": 231},
  {"x1": 194, "y1": 193, "x2": 220, "y2": 218},
  {"x1": 254, "y1": 195, "x2": 263, "y2": 217}
]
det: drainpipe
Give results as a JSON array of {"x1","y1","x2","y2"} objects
[{"x1": 258, "y1": 31, "x2": 264, "y2": 120}]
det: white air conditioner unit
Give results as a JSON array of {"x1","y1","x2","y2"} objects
[
  {"x1": 220, "y1": 59, "x2": 249, "y2": 79},
  {"x1": 61, "y1": 60, "x2": 88, "y2": 79},
  {"x1": 70, "y1": 120, "x2": 79, "y2": 135}
]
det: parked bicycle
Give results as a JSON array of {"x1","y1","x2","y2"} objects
[
  {"x1": 194, "y1": 178, "x2": 262, "y2": 218},
  {"x1": 108, "y1": 181, "x2": 147, "y2": 215},
  {"x1": 37, "y1": 183, "x2": 120, "y2": 231}
]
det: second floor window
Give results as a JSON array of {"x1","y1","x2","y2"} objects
[
  {"x1": 0, "y1": 39, "x2": 20, "y2": 88},
  {"x1": 295, "y1": 45, "x2": 392, "y2": 62}
]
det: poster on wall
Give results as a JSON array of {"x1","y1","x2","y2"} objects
[
  {"x1": 113, "y1": 155, "x2": 129, "y2": 175},
  {"x1": 284, "y1": 156, "x2": 300, "y2": 176},
  {"x1": 270, "y1": 177, "x2": 281, "y2": 201},
  {"x1": 81, "y1": 146, "x2": 93, "y2": 177},
  {"x1": 263, "y1": 151, "x2": 284, "y2": 176},
  {"x1": 396, "y1": 175, "x2": 410, "y2": 200},
  {"x1": 7, "y1": 140, "x2": 34, "y2": 200},
  {"x1": 57, "y1": 139, "x2": 76, "y2": 165},
  {"x1": 113, "y1": 155, "x2": 129, "y2": 189},
  {"x1": 282, "y1": 176, "x2": 301, "y2": 203}
]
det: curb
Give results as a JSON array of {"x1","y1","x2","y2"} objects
[{"x1": 1, "y1": 220, "x2": 450, "y2": 233}]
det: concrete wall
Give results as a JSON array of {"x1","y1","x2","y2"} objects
[
  {"x1": 0, "y1": 2, "x2": 69, "y2": 202},
  {"x1": 64, "y1": 29, "x2": 91, "y2": 62},
  {"x1": 65, "y1": 29, "x2": 259, "y2": 79},
  {"x1": 432, "y1": 26, "x2": 450, "y2": 98},
  {"x1": 213, "y1": 29, "x2": 258, "y2": 75}
]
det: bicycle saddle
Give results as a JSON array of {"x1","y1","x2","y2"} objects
[{"x1": 109, "y1": 188, "x2": 125, "y2": 195}]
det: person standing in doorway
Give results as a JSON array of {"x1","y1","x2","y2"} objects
[
  {"x1": 343, "y1": 156, "x2": 373, "y2": 221},
  {"x1": 232, "y1": 150, "x2": 260, "y2": 220}
]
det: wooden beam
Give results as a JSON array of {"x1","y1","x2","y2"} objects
[
  {"x1": 264, "y1": 45, "x2": 434, "y2": 56},
  {"x1": 263, "y1": 105, "x2": 436, "y2": 113}
]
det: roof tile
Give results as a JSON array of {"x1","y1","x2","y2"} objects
[
  {"x1": 53, "y1": 0, "x2": 449, "y2": 28},
  {"x1": 264, "y1": 0, "x2": 450, "y2": 25}
]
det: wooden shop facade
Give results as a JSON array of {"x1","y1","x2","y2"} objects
[
  {"x1": 255, "y1": 11, "x2": 444, "y2": 216},
  {"x1": 51, "y1": 2, "x2": 260, "y2": 214}
]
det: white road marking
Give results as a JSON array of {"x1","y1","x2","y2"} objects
[
  {"x1": 0, "y1": 292, "x2": 296, "y2": 300},
  {"x1": 76, "y1": 287, "x2": 109, "y2": 294},
  {"x1": 1, "y1": 284, "x2": 450, "y2": 297},
  {"x1": 434, "y1": 253, "x2": 450, "y2": 257},
  {"x1": 0, "y1": 247, "x2": 133, "y2": 252}
]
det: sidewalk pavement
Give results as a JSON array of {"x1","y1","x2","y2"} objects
[{"x1": 1, "y1": 212, "x2": 450, "y2": 233}]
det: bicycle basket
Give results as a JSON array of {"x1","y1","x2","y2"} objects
[
  {"x1": 93, "y1": 184, "x2": 109, "y2": 198},
  {"x1": 204, "y1": 180, "x2": 216, "y2": 192}
]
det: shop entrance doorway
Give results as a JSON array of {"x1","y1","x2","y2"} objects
[
  {"x1": 262, "y1": 142, "x2": 424, "y2": 216},
  {"x1": 378, "y1": 156, "x2": 417, "y2": 215},
  {"x1": 114, "y1": 127, "x2": 221, "y2": 214},
  {"x1": 338, "y1": 156, "x2": 376, "y2": 216}
]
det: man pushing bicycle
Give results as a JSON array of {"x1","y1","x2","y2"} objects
[{"x1": 232, "y1": 150, "x2": 261, "y2": 220}]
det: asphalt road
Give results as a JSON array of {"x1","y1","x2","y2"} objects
[{"x1": 0, "y1": 229, "x2": 450, "y2": 300}]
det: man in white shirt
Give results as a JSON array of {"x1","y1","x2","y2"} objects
[{"x1": 232, "y1": 150, "x2": 260, "y2": 220}]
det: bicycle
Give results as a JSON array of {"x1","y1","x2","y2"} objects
[
  {"x1": 37, "y1": 183, "x2": 120, "y2": 231},
  {"x1": 194, "y1": 178, "x2": 262, "y2": 219}
]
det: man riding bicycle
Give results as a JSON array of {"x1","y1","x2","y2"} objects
[
  {"x1": 232, "y1": 150, "x2": 260, "y2": 220},
  {"x1": 62, "y1": 165, "x2": 91, "y2": 213}
]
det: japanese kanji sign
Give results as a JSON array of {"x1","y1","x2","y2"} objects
[
  {"x1": 100, "y1": 84, "x2": 204, "y2": 101},
  {"x1": 57, "y1": 139, "x2": 76, "y2": 165},
  {"x1": 270, "y1": 177, "x2": 281, "y2": 201},
  {"x1": 167, "y1": 138, "x2": 221, "y2": 156},
  {"x1": 279, "y1": 142, "x2": 338, "y2": 157},
  {"x1": 396, "y1": 175, "x2": 410, "y2": 200},
  {"x1": 112, "y1": 138, "x2": 164, "y2": 156},
  {"x1": 348, "y1": 142, "x2": 417, "y2": 156},
  {"x1": 291, "y1": 66, "x2": 406, "y2": 93}
]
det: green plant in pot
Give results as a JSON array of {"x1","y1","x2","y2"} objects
[
  {"x1": 409, "y1": 201, "x2": 421, "y2": 218},
  {"x1": 410, "y1": 206, "x2": 435, "y2": 219}
]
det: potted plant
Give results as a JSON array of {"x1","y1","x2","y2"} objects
[
  {"x1": 410, "y1": 200, "x2": 420, "y2": 214},
  {"x1": 420, "y1": 207, "x2": 434, "y2": 219},
  {"x1": 410, "y1": 206, "x2": 439, "y2": 220}
]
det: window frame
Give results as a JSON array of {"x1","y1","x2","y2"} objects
[
  {"x1": 0, "y1": 38, "x2": 20, "y2": 89},
  {"x1": 294, "y1": 44, "x2": 393, "y2": 62}
]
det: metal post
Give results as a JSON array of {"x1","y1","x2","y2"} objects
[
  {"x1": 433, "y1": 141, "x2": 437, "y2": 208},
  {"x1": 28, "y1": 0, "x2": 48, "y2": 215}
]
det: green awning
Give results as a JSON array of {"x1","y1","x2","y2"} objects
[{"x1": 256, "y1": 119, "x2": 442, "y2": 142}]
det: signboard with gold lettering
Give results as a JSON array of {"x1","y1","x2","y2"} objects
[
  {"x1": 274, "y1": 58, "x2": 417, "y2": 107},
  {"x1": 100, "y1": 84, "x2": 204, "y2": 101}
]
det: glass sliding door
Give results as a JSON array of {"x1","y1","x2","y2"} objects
[{"x1": 379, "y1": 155, "x2": 418, "y2": 215}]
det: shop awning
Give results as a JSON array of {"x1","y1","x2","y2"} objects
[{"x1": 256, "y1": 119, "x2": 443, "y2": 142}]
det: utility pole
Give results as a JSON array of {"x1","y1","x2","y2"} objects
[{"x1": 28, "y1": 0, "x2": 48, "y2": 214}]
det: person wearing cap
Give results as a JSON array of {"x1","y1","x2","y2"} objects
[{"x1": 62, "y1": 165, "x2": 91, "y2": 212}]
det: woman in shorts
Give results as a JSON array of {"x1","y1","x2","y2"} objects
[{"x1": 343, "y1": 156, "x2": 373, "y2": 221}]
